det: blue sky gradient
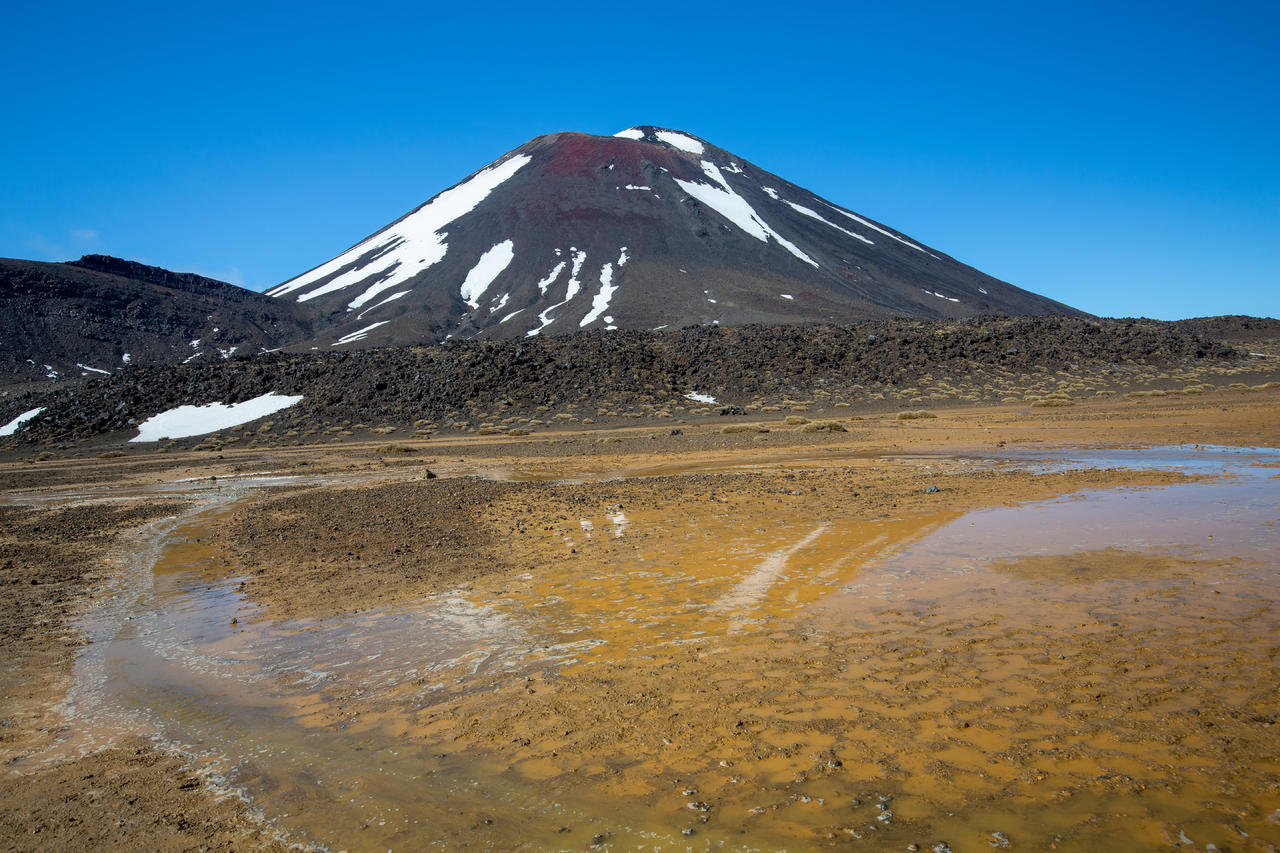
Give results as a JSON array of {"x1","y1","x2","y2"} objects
[{"x1": 2, "y1": 0, "x2": 1275, "y2": 319}]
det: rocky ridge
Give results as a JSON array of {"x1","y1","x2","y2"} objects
[
  {"x1": 0, "y1": 317, "x2": 1246, "y2": 447},
  {"x1": 0, "y1": 255, "x2": 314, "y2": 390}
]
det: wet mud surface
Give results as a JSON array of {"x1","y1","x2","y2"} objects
[{"x1": 1, "y1": 389, "x2": 1278, "y2": 851}]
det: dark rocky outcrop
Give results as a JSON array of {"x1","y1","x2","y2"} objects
[{"x1": 1, "y1": 317, "x2": 1241, "y2": 445}]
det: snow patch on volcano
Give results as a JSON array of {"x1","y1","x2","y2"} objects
[
  {"x1": 536, "y1": 261, "x2": 567, "y2": 296},
  {"x1": 355, "y1": 289, "x2": 409, "y2": 320},
  {"x1": 784, "y1": 200, "x2": 875, "y2": 245},
  {"x1": 333, "y1": 321, "x2": 390, "y2": 345},
  {"x1": 460, "y1": 240, "x2": 515, "y2": 309},
  {"x1": 656, "y1": 130, "x2": 705, "y2": 154},
  {"x1": 130, "y1": 393, "x2": 303, "y2": 442},
  {"x1": 675, "y1": 162, "x2": 818, "y2": 267},
  {"x1": 822, "y1": 202, "x2": 938, "y2": 258},
  {"x1": 1, "y1": 407, "x2": 44, "y2": 436},
  {"x1": 581, "y1": 248, "x2": 627, "y2": 328},
  {"x1": 270, "y1": 154, "x2": 532, "y2": 307},
  {"x1": 614, "y1": 128, "x2": 645, "y2": 140},
  {"x1": 528, "y1": 250, "x2": 588, "y2": 337}
]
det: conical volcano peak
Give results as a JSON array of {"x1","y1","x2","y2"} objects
[{"x1": 270, "y1": 127, "x2": 1081, "y2": 349}]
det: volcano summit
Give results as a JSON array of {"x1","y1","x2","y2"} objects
[{"x1": 271, "y1": 127, "x2": 1081, "y2": 347}]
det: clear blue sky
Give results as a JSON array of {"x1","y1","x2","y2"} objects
[{"x1": 2, "y1": 0, "x2": 1276, "y2": 319}]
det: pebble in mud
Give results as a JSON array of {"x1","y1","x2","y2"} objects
[{"x1": 988, "y1": 831, "x2": 1011, "y2": 848}]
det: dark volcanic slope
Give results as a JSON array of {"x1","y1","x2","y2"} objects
[
  {"x1": 270, "y1": 127, "x2": 1082, "y2": 348},
  {"x1": 0, "y1": 255, "x2": 314, "y2": 389},
  {"x1": 3, "y1": 317, "x2": 1237, "y2": 445}
]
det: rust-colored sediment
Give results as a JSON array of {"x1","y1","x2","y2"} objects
[{"x1": 0, "y1": 387, "x2": 1277, "y2": 851}]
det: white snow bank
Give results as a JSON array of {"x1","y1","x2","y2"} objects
[
  {"x1": 780, "y1": 293, "x2": 794, "y2": 300},
  {"x1": 684, "y1": 392, "x2": 717, "y2": 404},
  {"x1": 822, "y1": 202, "x2": 938, "y2": 257},
  {"x1": 580, "y1": 257, "x2": 620, "y2": 327},
  {"x1": 460, "y1": 240, "x2": 515, "y2": 309},
  {"x1": 333, "y1": 321, "x2": 390, "y2": 345},
  {"x1": 1, "y1": 407, "x2": 44, "y2": 436},
  {"x1": 924, "y1": 289, "x2": 960, "y2": 303},
  {"x1": 656, "y1": 130, "x2": 704, "y2": 155},
  {"x1": 129, "y1": 394, "x2": 302, "y2": 443},
  {"x1": 623, "y1": 184, "x2": 651, "y2": 191},
  {"x1": 784, "y1": 200, "x2": 875, "y2": 245},
  {"x1": 614, "y1": 128, "x2": 645, "y2": 140},
  {"x1": 355, "y1": 289, "x2": 410, "y2": 320},
  {"x1": 674, "y1": 162, "x2": 818, "y2": 267},
  {"x1": 536, "y1": 260, "x2": 566, "y2": 296},
  {"x1": 270, "y1": 154, "x2": 532, "y2": 309},
  {"x1": 528, "y1": 250, "x2": 587, "y2": 337}
]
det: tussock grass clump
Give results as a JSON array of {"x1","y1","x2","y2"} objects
[
  {"x1": 722, "y1": 423, "x2": 770, "y2": 434},
  {"x1": 374, "y1": 444, "x2": 415, "y2": 454},
  {"x1": 896, "y1": 410, "x2": 937, "y2": 420},
  {"x1": 506, "y1": 428, "x2": 533, "y2": 437},
  {"x1": 784, "y1": 416, "x2": 810, "y2": 425},
  {"x1": 1031, "y1": 398, "x2": 1074, "y2": 407},
  {"x1": 800, "y1": 421, "x2": 847, "y2": 432},
  {"x1": 98, "y1": 450, "x2": 126, "y2": 458}
]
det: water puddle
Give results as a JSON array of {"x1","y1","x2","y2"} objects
[{"x1": 51, "y1": 446, "x2": 1280, "y2": 850}]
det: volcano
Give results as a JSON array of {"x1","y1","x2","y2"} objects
[{"x1": 270, "y1": 127, "x2": 1081, "y2": 347}]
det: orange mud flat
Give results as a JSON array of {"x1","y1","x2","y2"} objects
[{"x1": 0, "y1": 388, "x2": 1278, "y2": 852}]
